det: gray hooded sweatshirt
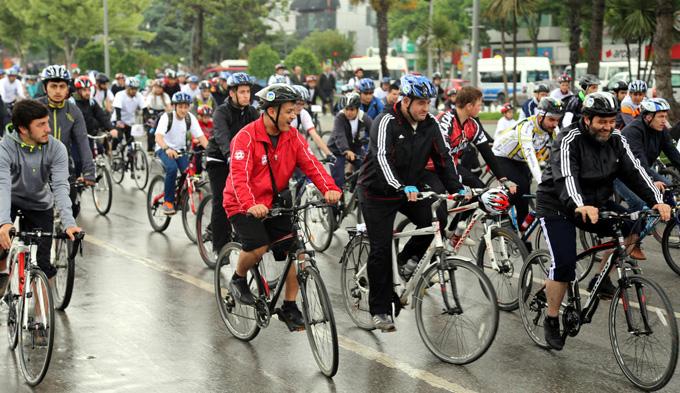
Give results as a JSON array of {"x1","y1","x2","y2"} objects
[{"x1": 0, "y1": 126, "x2": 76, "y2": 228}]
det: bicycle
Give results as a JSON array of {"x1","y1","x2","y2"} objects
[
  {"x1": 147, "y1": 150, "x2": 210, "y2": 242},
  {"x1": 340, "y1": 191, "x2": 499, "y2": 364},
  {"x1": 3, "y1": 221, "x2": 83, "y2": 386},
  {"x1": 195, "y1": 194, "x2": 238, "y2": 269},
  {"x1": 87, "y1": 133, "x2": 113, "y2": 215},
  {"x1": 110, "y1": 137, "x2": 149, "y2": 190},
  {"x1": 518, "y1": 210, "x2": 678, "y2": 391},
  {"x1": 214, "y1": 200, "x2": 339, "y2": 377}
]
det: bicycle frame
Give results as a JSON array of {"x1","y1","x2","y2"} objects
[{"x1": 7, "y1": 231, "x2": 48, "y2": 333}]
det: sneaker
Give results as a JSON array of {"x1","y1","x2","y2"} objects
[
  {"x1": 278, "y1": 303, "x2": 305, "y2": 331},
  {"x1": 228, "y1": 275, "x2": 256, "y2": 306},
  {"x1": 162, "y1": 202, "x2": 176, "y2": 215},
  {"x1": 544, "y1": 315, "x2": 564, "y2": 350},
  {"x1": 0, "y1": 273, "x2": 8, "y2": 299},
  {"x1": 372, "y1": 313, "x2": 396, "y2": 332},
  {"x1": 587, "y1": 273, "x2": 617, "y2": 300}
]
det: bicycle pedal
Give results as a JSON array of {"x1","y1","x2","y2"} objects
[{"x1": 275, "y1": 308, "x2": 305, "y2": 332}]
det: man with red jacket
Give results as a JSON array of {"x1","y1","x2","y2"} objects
[{"x1": 223, "y1": 84, "x2": 341, "y2": 330}]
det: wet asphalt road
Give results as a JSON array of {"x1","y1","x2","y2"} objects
[{"x1": 2, "y1": 117, "x2": 680, "y2": 392}]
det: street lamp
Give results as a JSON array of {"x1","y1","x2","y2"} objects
[{"x1": 103, "y1": 0, "x2": 110, "y2": 76}]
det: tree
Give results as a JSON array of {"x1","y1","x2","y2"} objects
[
  {"x1": 247, "y1": 43, "x2": 280, "y2": 80},
  {"x1": 0, "y1": 3, "x2": 37, "y2": 67},
  {"x1": 606, "y1": 0, "x2": 655, "y2": 80},
  {"x1": 586, "y1": 0, "x2": 605, "y2": 76},
  {"x1": 653, "y1": 0, "x2": 680, "y2": 121},
  {"x1": 300, "y1": 30, "x2": 355, "y2": 66},
  {"x1": 564, "y1": 0, "x2": 584, "y2": 88},
  {"x1": 284, "y1": 46, "x2": 321, "y2": 76}
]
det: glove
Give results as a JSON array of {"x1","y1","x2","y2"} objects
[
  {"x1": 325, "y1": 155, "x2": 337, "y2": 165},
  {"x1": 403, "y1": 185, "x2": 419, "y2": 194}
]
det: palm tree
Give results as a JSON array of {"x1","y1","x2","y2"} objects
[
  {"x1": 565, "y1": 0, "x2": 584, "y2": 88},
  {"x1": 653, "y1": 0, "x2": 680, "y2": 121},
  {"x1": 606, "y1": 0, "x2": 656, "y2": 80},
  {"x1": 483, "y1": 1, "x2": 509, "y2": 102},
  {"x1": 586, "y1": 0, "x2": 605, "y2": 76}
]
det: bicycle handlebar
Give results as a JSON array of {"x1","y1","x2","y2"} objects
[{"x1": 598, "y1": 209, "x2": 659, "y2": 221}]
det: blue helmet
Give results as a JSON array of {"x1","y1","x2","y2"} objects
[
  {"x1": 187, "y1": 75, "x2": 199, "y2": 84},
  {"x1": 640, "y1": 98, "x2": 671, "y2": 114},
  {"x1": 227, "y1": 72, "x2": 253, "y2": 88},
  {"x1": 628, "y1": 80, "x2": 648, "y2": 93},
  {"x1": 356, "y1": 78, "x2": 375, "y2": 93},
  {"x1": 399, "y1": 74, "x2": 437, "y2": 99},
  {"x1": 171, "y1": 92, "x2": 192, "y2": 104},
  {"x1": 218, "y1": 71, "x2": 231, "y2": 80},
  {"x1": 381, "y1": 76, "x2": 391, "y2": 84}
]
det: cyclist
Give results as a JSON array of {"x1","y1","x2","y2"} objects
[
  {"x1": 163, "y1": 70, "x2": 181, "y2": 97},
  {"x1": 111, "y1": 73, "x2": 126, "y2": 96},
  {"x1": 347, "y1": 67, "x2": 364, "y2": 89},
  {"x1": 290, "y1": 84, "x2": 332, "y2": 157},
  {"x1": 492, "y1": 98, "x2": 563, "y2": 226},
  {"x1": 0, "y1": 97, "x2": 9, "y2": 136},
  {"x1": 224, "y1": 84, "x2": 341, "y2": 330},
  {"x1": 25, "y1": 75, "x2": 41, "y2": 99},
  {"x1": 182, "y1": 75, "x2": 201, "y2": 100},
  {"x1": 192, "y1": 80, "x2": 216, "y2": 112},
  {"x1": 112, "y1": 77, "x2": 147, "y2": 150},
  {"x1": 374, "y1": 76, "x2": 391, "y2": 101},
  {"x1": 154, "y1": 92, "x2": 208, "y2": 215},
  {"x1": 620, "y1": 80, "x2": 648, "y2": 127},
  {"x1": 442, "y1": 87, "x2": 457, "y2": 112},
  {"x1": 550, "y1": 73, "x2": 573, "y2": 102},
  {"x1": 562, "y1": 74, "x2": 600, "y2": 128},
  {"x1": 381, "y1": 80, "x2": 401, "y2": 109},
  {"x1": 519, "y1": 83, "x2": 550, "y2": 120},
  {"x1": 0, "y1": 69, "x2": 26, "y2": 110},
  {"x1": 144, "y1": 79, "x2": 172, "y2": 153},
  {"x1": 495, "y1": 103, "x2": 517, "y2": 136},
  {"x1": 37, "y1": 65, "x2": 96, "y2": 217},
  {"x1": 318, "y1": 65, "x2": 336, "y2": 114},
  {"x1": 135, "y1": 69, "x2": 148, "y2": 91},
  {"x1": 356, "y1": 78, "x2": 384, "y2": 120},
  {"x1": 304, "y1": 75, "x2": 320, "y2": 105},
  {"x1": 328, "y1": 92, "x2": 372, "y2": 187},
  {"x1": 536, "y1": 92, "x2": 670, "y2": 351},
  {"x1": 177, "y1": 70, "x2": 188, "y2": 88},
  {"x1": 0, "y1": 100, "x2": 82, "y2": 295},
  {"x1": 607, "y1": 80, "x2": 629, "y2": 129},
  {"x1": 93, "y1": 73, "x2": 114, "y2": 113},
  {"x1": 358, "y1": 74, "x2": 466, "y2": 332},
  {"x1": 268, "y1": 64, "x2": 290, "y2": 86},
  {"x1": 212, "y1": 72, "x2": 231, "y2": 106},
  {"x1": 431, "y1": 72, "x2": 445, "y2": 111},
  {"x1": 72, "y1": 76, "x2": 115, "y2": 158}
]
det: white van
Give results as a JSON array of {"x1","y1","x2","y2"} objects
[
  {"x1": 564, "y1": 61, "x2": 640, "y2": 86},
  {"x1": 478, "y1": 57, "x2": 552, "y2": 104},
  {"x1": 339, "y1": 56, "x2": 408, "y2": 84}
]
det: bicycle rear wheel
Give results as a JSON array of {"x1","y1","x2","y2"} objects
[
  {"x1": 91, "y1": 165, "x2": 113, "y2": 215},
  {"x1": 300, "y1": 265, "x2": 339, "y2": 377},
  {"x1": 476, "y1": 227, "x2": 528, "y2": 311},
  {"x1": 214, "y1": 243, "x2": 261, "y2": 341},
  {"x1": 303, "y1": 187, "x2": 335, "y2": 252},
  {"x1": 18, "y1": 269, "x2": 55, "y2": 386},
  {"x1": 52, "y1": 238, "x2": 75, "y2": 311},
  {"x1": 133, "y1": 149, "x2": 149, "y2": 190},
  {"x1": 609, "y1": 275, "x2": 678, "y2": 391},
  {"x1": 147, "y1": 175, "x2": 171, "y2": 232},
  {"x1": 517, "y1": 250, "x2": 554, "y2": 349},
  {"x1": 661, "y1": 218, "x2": 680, "y2": 276},
  {"x1": 111, "y1": 155, "x2": 125, "y2": 184},
  {"x1": 414, "y1": 256, "x2": 499, "y2": 364},
  {"x1": 6, "y1": 257, "x2": 20, "y2": 349},
  {"x1": 182, "y1": 182, "x2": 209, "y2": 244},
  {"x1": 340, "y1": 233, "x2": 374, "y2": 330},
  {"x1": 196, "y1": 195, "x2": 217, "y2": 268}
]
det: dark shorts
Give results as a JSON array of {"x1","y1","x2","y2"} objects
[{"x1": 230, "y1": 213, "x2": 295, "y2": 259}]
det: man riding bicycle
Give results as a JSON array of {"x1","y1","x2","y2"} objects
[
  {"x1": 0, "y1": 100, "x2": 82, "y2": 296},
  {"x1": 72, "y1": 76, "x2": 115, "y2": 158},
  {"x1": 358, "y1": 74, "x2": 465, "y2": 332},
  {"x1": 356, "y1": 78, "x2": 384, "y2": 120},
  {"x1": 112, "y1": 77, "x2": 147, "y2": 151},
  {"x1": 328, "y1": 92, "x2": 372, "y2": 188},
  {"x1": 224, "y1": 84, "x2": 340, "y2": 331},
  {"x1": 536, "y1": 92, "x2": 671, "y2": 351},
  {"x1": 154, "y1": 92, "x2": 208, "y2": 215}
]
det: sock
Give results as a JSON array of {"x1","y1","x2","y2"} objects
[
  {"x1": 283, "y1": 300, "x2": 295, "y2": 308},
  {"x1": 232, "y1": 272, "x2": 244, "y2": 280}
]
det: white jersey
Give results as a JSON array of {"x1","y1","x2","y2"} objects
[
  {"x1": 492, "y1": 116, "x2": 557, "y2": 184},
  {"x1": 93, "y1": 88, "x2": 114, "y2": 109},
  {"x1": 550, "y1": 88, "x2": 572, "y2": 102},
  {"x1": 181, "y1": 84, "x2": 200, "y2": 100},
  {"x1": 495, "y1": 117, "x2": 517, "y2": 137},
  {"x1": 155, "y1": 112, "x2": 204, "y2": 151},
  {"x1": 291, "y1": 109, "x2": 315, "y2": 135},
  {"x1": 0, "y1": 78, "x2": 25, "y2": 103},
  {"x1": 112, "y1": 90, "x2": 147, "y2": 125}
]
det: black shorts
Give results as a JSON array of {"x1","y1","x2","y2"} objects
[{"x1": 230, "y1": 213, "x2": 295, "y2": 259}]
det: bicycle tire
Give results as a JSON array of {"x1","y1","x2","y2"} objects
[
  {"x1": 300, "y1": 265, "x2": 339, "y2": 377},
  {"x1": 111, "y1": 156, "x2": 125, "y2": 184},
  {"x1": 147, "y1": 175, "x2": 171, "y2": 232},
  {"x1": 414, "y1": 256, "x2": 499, "y2": 364},
  {"x1": 517, "y1": 250, "x2": 552, "y2": 349},
  {"x1": 214, "y1": 243, "x2": 262, "y2": 341},
  {"x1": 196, "y1": 194, "x2": 217, "y2": 268},
  {"x1": 18, "y1": 269, "x2": 55, "y2": 386},
  {"x1": 52, "y1": 238, "x2": 75, "y2": 311},
  {"x1": 661, "y1": 218, "x2": 680, "y2": 276},
  {"x1": 133, "y1": 149, "x2": 149, "y2": 190},
  {"x1": 6, "y1": 254, "x2": 20, "y2": 350},
  {"x1": 303, "y1": 188, "x2": 335, "y2": 252},
  {"x1": 182, "y1": 183, "x2": 209, "y2": 244},
  {"x1": 609, "y1": 275, "x2": 678, "y2": 391},
  {"x1": 91, "y1": 165, "x2": 113, "y2": 215},
  {"x1": 476, "y1": 226, "x2": 528, "y2": 311},
  {"x1": 339, "y1": 233, "x2": 374, "y2": 330}
]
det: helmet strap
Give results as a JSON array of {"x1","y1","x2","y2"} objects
[{"x1": 405, "y1": 98, "x2": 417, "y2": 125}]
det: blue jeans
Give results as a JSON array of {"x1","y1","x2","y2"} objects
[
  {"x1": 157, "y1": 149, "x2": 189, "y2": 204},
  {"x1": 613, "y1": 177, "x2": 667, "y2": 213},
  {"x1": 331, "y1": 155, "x2": 361, "y2": 188}
]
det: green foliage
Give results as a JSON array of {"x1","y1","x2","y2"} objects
[
  {"x1": 284, "y1": 46, "x2": 321, "y2": 76},
  {"x1": 300, "y1": 30, "x2": 355, "y2": 64},
  {"x1": 248, "y1": 44, "x2": 281, "y2": 80},
  {"x1": 76, "y1": 41, "x2": 177, "y2": 75}
]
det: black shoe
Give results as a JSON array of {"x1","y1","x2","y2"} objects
[
  {"x1": 228, "y1": 276, "x2": 256, "y2": 306},
  {"x1": 544, "y1": 315, "x2": 564, "y2": 350},
  {"x1": 372, "y1": 313, "x2": 396, "y2": 332},
  {"x1": 587, "y1": 273, "x2": 617, "y2": 300},
  {"x1": 278, "y1": 303, "x2": 305, "y2": 331}
]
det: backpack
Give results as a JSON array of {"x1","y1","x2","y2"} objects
[{"x1": 166, "y1": 112, "x2": 191, "y2": 132}]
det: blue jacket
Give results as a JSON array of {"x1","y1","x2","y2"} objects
[{"x1": 360, "y1": 97, "x2": 384, "y2": 120}]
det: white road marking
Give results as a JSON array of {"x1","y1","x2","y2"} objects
[{"x1": 85, "y1": 235, "x2": 477, "y2": 393}]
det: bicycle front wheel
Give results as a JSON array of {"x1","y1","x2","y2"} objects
[
  {"x1": 18, "y1": 269, "x2": 55, "y2": 386},
  {"x1": 91, "y1": 165, "x2": 113, "y2": 215},
  {"x1": 52, "y1": 238, "x2": 75, "y2": 311},
  {"x1": 196, "y1": 194, "x2": 217, "y2": 268},
  {"x1": 303, "y1": 188, "x2": 335, "y2": 252},
  {"x1": 340, "y1": 233, "x2": 374, "y2": 330},
  {"x1": 517, "y1": 250, "x2": 552, "y2": 349},
  {"x1": 110, "y1": 155, "x2": 125, "y2": 184},
  {"x1": 661, "y1": 218, "x2": 680, "y2": 276},
  {"x1": 6, "y1": 258, "x2": 20, "y2": 349},
  {"x1": 414, "y1": 256, "x2": 499, "y2": 364},
  {"x1": 147, "y1": 175, "x2": 171, "y2": 232},
  {"x1": 182, "y1": 183, "x2": 209, "y2": 244},
  {"x1": 132, "y1": 149, "x2": 149, "y2": 190},
  {"x1": 300, "y1": 265, "x2": 339, "y2": 377},
  {"x1": 609, "y1": 275, "x2": 679, "y2": 391},
  {"x1": 214, "y1": 243, "x2": 261, "y2": 341}
]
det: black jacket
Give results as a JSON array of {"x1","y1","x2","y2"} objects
[
  {"x1": 328, "y1": 110, "x2": 372, "y2": 155},
  {"x1": 622, "y1": 117, "x2": 680, "y2": 182},
  {"x1": 318, "y1": 73, "x2": 336, "y2": 99},
  {"x1": 358, "y1": 101, "x2": 462, "y2": 197},
  {"x1": 537, "y1": 120, "x2": 662, "y2": 216},
  {"x1": 0, "y1": 96, "x2": 9, "y2": 137},
  {"x1": 562, "y1": 91, "x2": 585, "y2": 129},
  {"x1": 74, "y1": 97, "x2": 111, "y2": 135},
  {"x1": 205, "y1": 98, "x2": 259, "y2": 162}
]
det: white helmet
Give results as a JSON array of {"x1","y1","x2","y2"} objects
[{"x1": 479, "y1": 188, "x2": 510, "y2": 216}]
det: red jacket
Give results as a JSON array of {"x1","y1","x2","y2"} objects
[{"x1": 223, "y1": 116, "x2": 340, "y2": 217}]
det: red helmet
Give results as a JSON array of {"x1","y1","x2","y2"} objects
[
  {"x1": 557, "y1": 73, "x2": 572, "y2": 83},
  {"x1": 479, "y1": 188, "x2": 510, "y2": 215},
  {"x1": 500, "y1": 103, "x2": 514, "y2": 114},
  {"x1": 74, "y1": 76, "x2": 92, "y2": 90},
  {"x1": 197, "y1": 105, "x2": 213, "y2": 116},
  {"x1": 305, "y1": 75, "x2": 317, "y2": 83}
]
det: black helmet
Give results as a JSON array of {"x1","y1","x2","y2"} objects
[
  {"x1": 537, "y1": 97, "x2": 564, "y2": 118},
  {"x1": 579, "y1": 74, "x2": 600, "y2": 90},
  {"x1": 96, "y1": 73, "x2": 110, "y2": 84},
  {"x1": 339, "y1": 92, "x2": 361, "y2": 109},
  {"x1": 582, "y1": 92, "x2": 618, "y2": 117},
  {"x1": 608, "y1": 80, "x2": 628, "y2": 93},
  {"x1": 535, "y1": 83, "x2": 550, "y2": 93},
  {"x1": 255, "y1": 83, "x2": 300, "y2": 109}
]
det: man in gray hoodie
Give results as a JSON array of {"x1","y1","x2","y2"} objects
[{"x1": 0, "y1": 100, "x2": 82, "y2": 294}]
